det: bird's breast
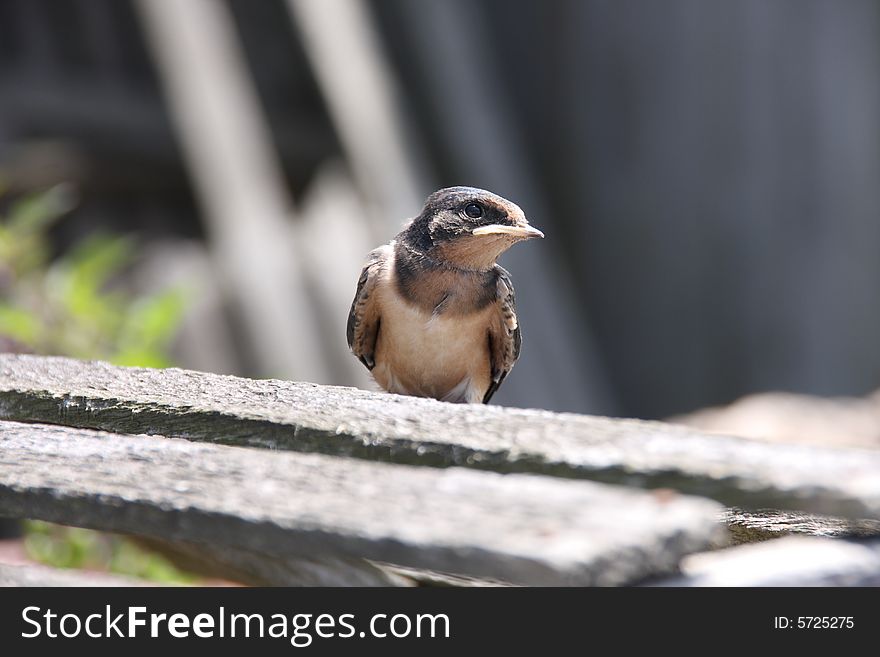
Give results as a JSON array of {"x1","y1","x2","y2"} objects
[
  {"x1": 372, "y1": 275, "x2": 493, "y2": 403},
  {"x1": 394, "y1": 247, "x2": 498, "y2": 316}
]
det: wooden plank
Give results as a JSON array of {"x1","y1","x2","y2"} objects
[
  {"x1": 3, "y1": 355, "x2": 880, "y2": 520},
  {"x1": 673, "y1": 389, "x2": 880, "y2": 450},
  {"x1": 2, "y1": 355, "x2": 880, "y2": 520},
  {"x1": 723, "y1": 508, "x2": 880, "y2": 545},
  {"x1": 655, "y1": 537, "x2": 880, "y2": 587},
  {"x1": 0, "y1": 420, "x2": 723, "y2": 587}
]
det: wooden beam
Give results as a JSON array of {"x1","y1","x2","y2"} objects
[
  {"x1": 655, "y1": 537, "x2": 880, "y2": 587},
  {"x1": 723, "y1": 508, "x2": 880, "y2": 544},
  {"x1": 0, "y1": 419, "x2": 723, "y2": 586},
  {"x1": 2, "y1": 354, "x2": 880, "y2": 519}
]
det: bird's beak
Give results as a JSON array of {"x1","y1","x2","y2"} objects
[{"x1": 471, "y1": 223, "x2": 544, "y2": 239}]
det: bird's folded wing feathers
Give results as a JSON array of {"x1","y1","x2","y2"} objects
[
  {"x1": 484, "y1": 266, "x2": 522, "y2": 403},
  {"x1": 346, "y1": 247, "x2": 388, "y2": 370}
]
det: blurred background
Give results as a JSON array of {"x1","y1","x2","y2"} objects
[{"x1": 2, "y1": 0, "x2": 880, "y2": 423}]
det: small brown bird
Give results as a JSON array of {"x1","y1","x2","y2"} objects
[{"x1": 347, "y1": 186, "x2": 543, "y2": 403}]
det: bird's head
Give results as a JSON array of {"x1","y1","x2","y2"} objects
[{"x1": 404, "y1": 187, "x2": 543, "y2": 271}]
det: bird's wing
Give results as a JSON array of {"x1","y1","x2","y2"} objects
[
  {"x1": 484, "y1": 265, "x2": 522, "y2": 404},
  {"x1": 346, "y1": 246, "x2": 388, "y2": 370}
]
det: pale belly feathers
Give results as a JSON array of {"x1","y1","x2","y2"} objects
[{"x1": 371, "y1": 284, "x2": 493, "y2": 403}]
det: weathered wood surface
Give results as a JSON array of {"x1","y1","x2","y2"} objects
[
  {"x1": 0, "y1": 419, "x2": 724, "y2": 586},
  {"x1": 376, "y1": 564, "x2": 510, "y2": 587},
  {"x1": 656, "y1": 537, "x2": 880, "y2": 587},
  {"x1": 672, "y1": 390, "x2": 880, "y2": 450},
  {"x1": 0, "y1": 563, "x2": 152, "y2": 587},
  {"x1": 723, "y1": 508, "x2": 880, "y2": 545},
  {"x1": 2, "y1": 355, "x2": 879, "y2": 520}
]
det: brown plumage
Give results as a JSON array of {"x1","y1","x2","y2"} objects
[{"x1": 347, "y1": 187, "x2": 543, "y2": 403}]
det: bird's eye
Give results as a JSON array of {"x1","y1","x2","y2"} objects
[{"x1": 464, "y1": 202, "x2": 483, "y2": 219}]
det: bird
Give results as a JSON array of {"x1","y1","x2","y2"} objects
[{"x1": 347, "y1": 186, "x2": 543, "y2": 404}]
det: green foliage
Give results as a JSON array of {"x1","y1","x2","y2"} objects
[
  {"x1": 24, "y1": 521, "x2": 196, "y2": 584},
  {"x1": 1, "y1": 184, "x2": 194, "y2": 583},
  {"x1": 0, "y1": 184, "x2": 184, "y2": 366}
]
